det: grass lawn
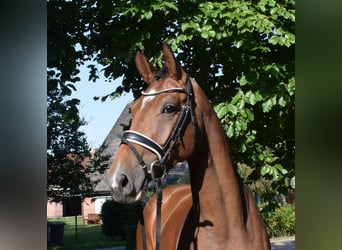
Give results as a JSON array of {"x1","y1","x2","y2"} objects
[{"x1": 48, "y1": 216, "x2": 125, "y2": 250}]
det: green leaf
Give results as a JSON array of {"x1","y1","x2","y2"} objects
[
  {"x1": 261, "y1": 165, "x2": 270, "y2": 176},
  {"x1": 227, "y1": 124, "x2": 234, "y2": 138},
  {"x1": 274, "y1": 163, "x2": 288, "y2": 175},
  {"x1": 246, "y1": 133, "x2": 256, "y2": 144},
  {"x1": 235, "y1": 120, "x2": 241, "y2": 133},
  {"x1": 110, "y1": 92, "x2": 121, "y2": 100},
  {"x1": 287, "y1": 78, "x2": 295, "y2": 96},
  {"x1": 245, "y1": 91, "x2": 259, "y2": 105},
  {"x1": 280, "y1": 168, "x2": 288, "y2": 175},
  {"x1": 238, "y1": 99, "x2": 245, "y2": 109},
  {"x1": 237, "y1": 20, "x2": 244, "y2": 29},
  {"x1": 278, "y1": 96, "x2": 287, "y2": 107},
  {"x1": 262, "y1": 96, "x2": 277, "y2": 112},
  {"x1": 231, "y1": 91, "x2": 243, "y2": 105},
  {"x1": 269, "y1": 36, "x2": 279, "y2": 45},
  {"x1": 214, "y1": 102, "x2": 225, "y2": 113},
  {"x1": 162, "y1": 2, "x2": 178, "y2": 12},
  {"x1": 238, "y1": 117, "x2": 248, "y2": 131},
  {"x1": 261, "y1": 99, "x2": 272, "y2": 113},
  {"x1": 216, "y1": 104, "x2": 228, "y2": 119},
  {"x1": 254, "y1": 92, "x2": 263, "y2": 102},
  {"x1": 181, "y1": 22, "x2": 200, "y2": 32},
  {"x1": 144, "y1": 10, "x2": 153, "y2": 20},
  {"x1": 246, "y1": 109, "x2": 254, "y2": 121},
  {"x1": 240, "y1": 143, "x2": 247, "y2": 153},
  {"x1": 240, "y1": 75, "x2": 248, "y2": 86},
  {"x1": 227, "y1": 103, "x2": 238, "y2": 115},
  {"x1": 268, "y1": 0, "x2": 276, "y2": 7},
  {"x1": 202, "y1": 24, "x2": 212, "y2": 31},
  {"x1": 240, "y1": 109, "x2": 247, "y2": 118},
  {"x1": 270, "y1": 7, "x2": 278, "y2": 15},
  {"x1": 259, "y1": 5, "x2": 266, "y2": 12},
  {"x1": 290, "y1": 176, "x2": 296, "y2": 189},
  {"x1": 272, "y1": 167, "x2": 279, "y2": 179},
  {"x1": 201, "y1": 30, "x2": 209, "y2": 39},
  {"x1": 208, "y1": 30, "x2": 216, "y2": 38},
  {"x1": 278, "y1": 36, "x2": 285, "y2": 46}
]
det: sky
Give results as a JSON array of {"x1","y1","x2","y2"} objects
[{"x1": 69, "y1": 64, "x2": 134, "y2": 149}]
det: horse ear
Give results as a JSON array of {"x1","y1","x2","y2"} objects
[
  {"x1": 135, "y1": 50, "x2": 157, "y2": 84},
  {"x1": 162, "y1": 43, "x2": 185, "y2": 81}
]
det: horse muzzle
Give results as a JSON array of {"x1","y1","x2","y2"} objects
[{"x1": 105, "y1": 163, "x2": 146, "y2": 203}]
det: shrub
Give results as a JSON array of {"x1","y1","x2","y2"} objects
[
  {"x1": 101, "y1": 200, "x2": 140, "y2": 238},
  {"x1": 262, "y1": 204, "x2": 295, "y2": 238}
]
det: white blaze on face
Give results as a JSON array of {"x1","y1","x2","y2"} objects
[
  {"x1": 110, "y1": 162, "x2": 122, "y2": 189},
  {"x1": 141, "y1": 89, "x2": 156, "y2": 109}
]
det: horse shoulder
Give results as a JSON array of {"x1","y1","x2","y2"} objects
[{"x1": 136, "y1": 184, "x2": 192, "y2": 250}]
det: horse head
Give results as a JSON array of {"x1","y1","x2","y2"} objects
[{"x1": 105, "y1": 44, "x2": 198, "y2": 203}]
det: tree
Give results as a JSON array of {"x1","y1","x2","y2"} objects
[
  {"x1": 47, "y1": 86, "x2": 110, "y2": 204},
  {"x1": 48, "y1": 0, "x2": 295, "y2": 211},
  {"x1": 47, "y1": 87, "x2": 91, "y2": 202}
]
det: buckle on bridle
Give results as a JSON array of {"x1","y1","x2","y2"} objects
[{"x1": 150, "y1": 160, "x2": 167, "y2": 179}]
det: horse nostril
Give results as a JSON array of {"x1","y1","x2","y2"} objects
[{"x1": 118, "y1": 174, "x2": 129, "y2": 189}]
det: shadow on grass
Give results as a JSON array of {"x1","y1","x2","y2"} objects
[{"x1": 48, "y1": 217, "x2": 125, "y2": 250}]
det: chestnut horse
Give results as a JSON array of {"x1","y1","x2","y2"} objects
[{"x1": 105, "y1": 44, "x2": 270, "y2": 249}]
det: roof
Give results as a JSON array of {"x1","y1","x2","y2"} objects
[
  {"x1": 100, "y1": 102, "x2": 132, "y2": 165},
  {"x1": 90, "y1": 103, "x2": 132, "y2": 194}
]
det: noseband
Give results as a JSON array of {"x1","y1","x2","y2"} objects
[{"x1": 120, "y1": 76, "x2": 197, "y2": 179}]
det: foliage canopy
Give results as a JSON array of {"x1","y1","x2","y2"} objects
[{"x1": 48, "y1": 0, "x2": 295, "y2": 210}]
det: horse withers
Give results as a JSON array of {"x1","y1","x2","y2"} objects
[{"x1": 105, "y1": 43, "x2": 270, "y2": 250}]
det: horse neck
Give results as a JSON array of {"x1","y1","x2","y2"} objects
[{"x1": 188, "y1": 81, "x2": 247, "y2": 234}]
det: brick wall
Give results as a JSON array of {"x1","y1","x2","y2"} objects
[{"x1": 47, "y1": 201, "x2": 63, "y2": 218}]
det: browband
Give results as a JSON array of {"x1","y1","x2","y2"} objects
[{"x1": 141, "y1": 87, "x2": 186, "y2": 96}]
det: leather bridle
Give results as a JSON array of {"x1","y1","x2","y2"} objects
[
  {"x1": 120, "y1": 76, "x2": 197, "y2": 180},
  {"x1": 120, "y1": 76, "x2": 197, "y2": 250}
]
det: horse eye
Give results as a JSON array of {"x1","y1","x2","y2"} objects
[{"x1": 162, "y1": 104, "x2": 177, "y2": 114}]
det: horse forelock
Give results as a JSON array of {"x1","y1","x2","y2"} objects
[{"x1": 153, "y1": 67, "x2": 168, "y2": 81}]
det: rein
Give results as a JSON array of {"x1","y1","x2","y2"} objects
[{"x1": 120, "y1": 76, "x2": 197, "y2": 250}]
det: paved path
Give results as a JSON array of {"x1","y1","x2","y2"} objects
[
  {"x1": 271, "y1": 236, "x2": 295, "y2": 250},
  {"x1": 95, "y1": 236, "x2": 295, "y2": 250}
]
